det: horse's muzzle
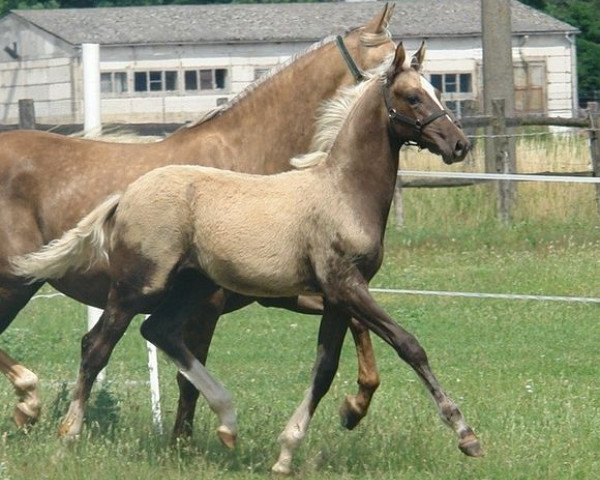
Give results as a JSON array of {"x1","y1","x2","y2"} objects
[{"x1": 443, "y1": 139, "x2": 471, "y2": 164}]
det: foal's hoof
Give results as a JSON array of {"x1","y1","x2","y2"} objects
[
  {"x1": 339, "y1": 395, "x2": 365, "y2": 430},
  {"x1": 271, "y1": 462, "x2": 292, "y2": 476},
  {"x1": 13, "y1": 403, "x2": 40, "y2": 428},
  {"x1": 217, "y1": 425, "x2": 237, "y2": 449},
  {"x1": 458, "y1": 433, "x2": 484, "y2": 457},
  {"x1": 57, "y1": 420, "x2": 80, "y2": 442}
]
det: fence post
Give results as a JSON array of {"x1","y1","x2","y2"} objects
[
  {"x1": 491, "y1": 99, "x2": 515, "y2": 225},
  {"x1": 587, "y1": 102, "x2": 600, "y2": 214},
  {"x1": 393, "y1": 177, "x2": 404, "y2": 229},
  {"x1": 18, "y1": 99, "x2": 36, "y2": 130}
]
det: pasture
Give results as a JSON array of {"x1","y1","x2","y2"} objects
[{"x1": 0, "y1": 135, "x2": 599, "y2": 479}]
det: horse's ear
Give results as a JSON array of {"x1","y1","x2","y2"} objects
[
  {"x1": 411, "y1": 41, "x2": 427, "y2": 72},
  {"x1": 363, "y1": 2, "x2": 394, "y2": 34},
  {"x1": 391, "y1": 42, "x2": 407, "y2": 76},
  {"x1": 384, "y1": 3, "x2": 396, "y2": 26}
]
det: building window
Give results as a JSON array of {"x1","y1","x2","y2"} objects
[
  {"x1": 429, "y1": 72, "x2": 474, "y2": 117},
  {"x1": 254, "y1": 67, "x2": 272, "y2": 81},
  {"x1": 100, "y1": 72, "x2": 128, "y2": 95},
  {"x1": 430, "y1": 73, "x2": 472, "y2": 94},
  {"x1": 184, "y1": 68, "x2": 228, "y2": 92},
  {"x1": 514, "y1": 62, "x2": 546, "y2": 114},
  {"x1": 134, "y1": 70, "x2": 178, "y2": 93}
]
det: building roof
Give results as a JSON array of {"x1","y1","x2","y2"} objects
[{"x1": 7, "y1": 1, "x2": 578, "y2": 47}]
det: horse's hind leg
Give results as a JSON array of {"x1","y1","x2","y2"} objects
[
  {"x1": 172, "y1": 288, "x2": 231, "y2": 440},
  {"x1": 0, "y1": 201, "x2": 48, "y2": 428},
  {"x1": 272, "y1": 302, "x2": 349, "y2": 475},
  {"x1": 258, "y1": 295, "x2": 380, "y2": 430},
  {"x1": 335, "y1": 274, "x2": 483, "y2": 458},
  {"x1": 141, "y1": 272, "x2": 236, "y2": 448},
  {"x1": 339, "y1": 317, "x2": 380, "y2": 430},
  {"x1": 59, "y1": 300, "x2": 137, "y2": 439},
  {"x1": 0, "y1": 282, "x2": 44, "y2": 427}
]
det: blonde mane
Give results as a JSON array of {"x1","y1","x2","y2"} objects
[
  {"x1": 290, "y1": 54, "x2": 393, "y2": 169},
  {"x1": 181, "y1": 26, "x2": 392, "y2": 132}
]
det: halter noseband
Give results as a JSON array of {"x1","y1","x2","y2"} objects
[
  {"x1": 382, "y1": 82, "x2": 452, "y2": 139},
  {"x1": 335, "y1": 35, "x2": 366, "y2": 83}
]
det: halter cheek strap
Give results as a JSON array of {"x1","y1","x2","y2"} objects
[
  {"x1": 382, "y1": 83, "x2": 452, "y2": 137},
  {"x1": 335, "y1": 35, "x2": 366, "y2": 83}
]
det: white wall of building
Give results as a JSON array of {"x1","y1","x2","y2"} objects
[
  {"x1": 95, "y1": 42, "x2": 311, "y2": 123},
  {"x1": 0, "y1": 17, "x2": 578, "y2": 125}
]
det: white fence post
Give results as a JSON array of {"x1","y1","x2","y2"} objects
[
  {"x1": 86, "y1": 308, "x2": 163, "y2": 432},
  {"x1": 82, "y1": 43, "x2": 101, "y2": 137},
  {"x1": 145, "y1": 328, "x2": 163, "y2": 434},
  {"x1": 86, "y1": 306, "x2": 106, "y2": 383}
]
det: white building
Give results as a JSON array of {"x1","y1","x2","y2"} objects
[{"x1": 0, "y1": 0, "x2": 579, "y2": 125}]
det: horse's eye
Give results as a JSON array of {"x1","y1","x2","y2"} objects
[{"x1": 407, "y1": 95, "x2": 420, "y2": 106}]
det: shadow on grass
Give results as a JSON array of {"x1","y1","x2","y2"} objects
[{"x1": 49, "y1": 382, "x2": 121, "y2": 437}]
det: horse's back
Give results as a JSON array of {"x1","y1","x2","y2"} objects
[{"x1": 113, "y1": 164, "x2": 318, "y2": 297}]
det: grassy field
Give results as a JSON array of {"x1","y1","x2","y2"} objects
[{"x1": 0, "y1": 135, "x2": 599, "y2": 479}]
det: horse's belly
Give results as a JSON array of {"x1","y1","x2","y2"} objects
[{"x1": 198, "y1": 250, "x2": 310, "y2": 298}]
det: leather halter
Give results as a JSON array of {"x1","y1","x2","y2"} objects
[
  {"x1": 336, "y1": 35, "x2": 460, "y2": 144},
  {"x1": 382, "y1": 82, "x2": 451, "y2": 137},
  {"x1": 335, "y1": 35, "x2": 366, "y2": 83}
]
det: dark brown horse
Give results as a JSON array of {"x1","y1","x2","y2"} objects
[
  {"x1": 13, "y1": 42, "x2": 482, "y2": 474},
  {"x1": 0, "y1": 5, "x2": 395, "y2": 433}
]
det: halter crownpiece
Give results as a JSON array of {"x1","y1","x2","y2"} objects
[{"x1": 335, "y1": 36, "x2": 366, "y2": 83}]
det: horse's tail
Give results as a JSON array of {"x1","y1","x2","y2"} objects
[{"x1": 10, "y1": 193, "x2": 121, "y2": 282}]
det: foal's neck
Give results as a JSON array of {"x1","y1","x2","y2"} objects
[{"x1": 326, "y1": 83, "x2": 400, "y2": 232}]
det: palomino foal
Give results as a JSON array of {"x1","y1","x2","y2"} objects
[
  {"x1": 0, "y1": 5, "x2": 396, "y2": 434},
  {"x1": 13, "y1": 42, "x2": 481, "y2": 473}
]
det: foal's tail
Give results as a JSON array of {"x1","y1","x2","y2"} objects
[{"x1": 10, "y1": 194, "x2": 121, "y2": 282}]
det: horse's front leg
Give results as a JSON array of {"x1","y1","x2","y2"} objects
[
  {"x1": 337, "y1": 274, "x2": 483, "y2": 458},
  {"x1": 0, "y1": 282, "x2": 44, "y2": 427},
  {"x1": 258, "y1": 295, "x2": 380, "y2": 430},
  {"x1": 272, "y1": 302, "x2": 349, "y2": 475},
  {"x1": 0, "y1": 348, "x2": 41, "y2": 428}
]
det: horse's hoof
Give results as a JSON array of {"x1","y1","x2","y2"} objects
[
  {"x1": 57, "y1": 421, "x2": 79, "y2": 441},
  {"x1": 271, "y1": 461, "x2": 292, "y2": 476},
  {"x1": 339, "y1": 395, "x2": 365, "y2": 430},
  {"x1": 217, "y1": 425, "x2": 236, "y2": 449},
  {"x1": 13, "y1": 403, "x2": 40, "y2": 428},
  {"x1": 458, "y1": 434, "x2": 484, "y2": 457}
]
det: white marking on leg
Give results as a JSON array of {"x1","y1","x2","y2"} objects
[
  {"x1": 178, "y1": 359, "x2": 236, "y2": 436},
  {"x1": 417, "y1": 370, "x2": 471, "y2": 439},
  {"x1": 272, "y1": 388, "x2": 313, "y2": 475},
  {"x1": 59, "y1": 399, "x2": 85, "y2": 439}
]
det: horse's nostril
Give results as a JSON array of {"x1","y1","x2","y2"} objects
[{"x1": 455, "y1": 140, "x2": 470, "y2": 157}]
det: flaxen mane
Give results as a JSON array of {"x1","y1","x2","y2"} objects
[{"x1": 290, "y1": 54, "x2": 393, "y2": 169}]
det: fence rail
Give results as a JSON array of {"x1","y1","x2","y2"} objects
[{"x1": 3, "y1": 98, "x2": 600, "y2": 222}]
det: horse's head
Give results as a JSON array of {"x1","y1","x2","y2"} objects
[
  {"x1": 382, "y1": 42, "x2": 471, "y2": 164},
  {"x1": 341, "y1": 3, "x2": 397, "y2": 80}
]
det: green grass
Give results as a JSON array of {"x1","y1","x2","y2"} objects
[{"x1": 0, "y1": 188, "x2": 599, "y2": 479}]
